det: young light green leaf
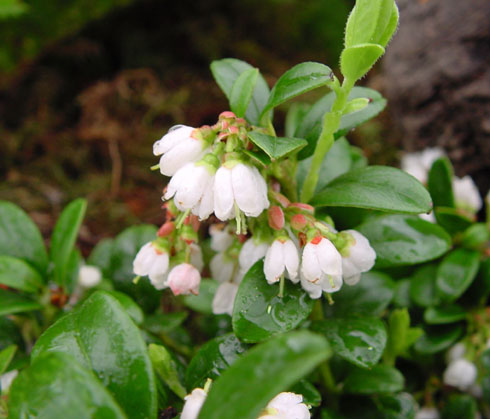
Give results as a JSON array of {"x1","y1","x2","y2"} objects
[
  {"x1": 311, "y1": 166, "x2": 432, "y2": 214},
  {"x1": 199, "y1": 330, "x2": 331, "y2": 419},
  {"x1": 343, "y1": 97, "x2": 369, "y2": 115},
  {"x1": 8, "y1": 352, "x2": 126, "y2": 419},
  {"x1": 261, "y1": 62, "x2": 333, "y2": 117},
  {"x1": 343, "y1": 364, "x2": 404, "y2": 394},
  {"x1": 149, "y1": 344, "x2": 187, "y2": 399},
  {"x1": 31, "y1": 291, "x2": 157, "y2": 419},
  {"x1": 424, "y1": 305, "x2": 467, "y2": 325},
  {"x1": 210, "y1": 58, "x2": 270, "y2": 125},
  {"x1": 428, "y1": 157, "x2": 455, "y2": 208},
  {"x1": 232, "y1": 260, "x2": 315, "y2": 343},
  {"x1": 377, "y1": 2, "x2": 400, "y2": 48},
  {"x1": 0, "y1": 344, "x2": 17, "y2": 375},
  {"x1": 230, "y1": 68, "x2": 259, "y2": 118},
  {"x1": 248, "y1": 131, "x2": 307, "y2": 160},
  {"x1": 436, "y1": 249, "x2": 480, "y2": 303},
  {"x1": 340, "y1": 43, "x2": 385, "y2": 82},
  {"x1": 50, "y1": 198, "x2": 87, "y2": 287},
  {"x1": 383, "y1": 309, "x2": 422, "y2": 365},
  {"x1": 185, "y1": 333, "x2": 249, "y2": 390},
  {"x1": 312, "y1": 317, "x2": 387, "y2": 368},
  {"x1": 358, "y1": 214, "x2": 451, "y2": 268},
  {"x1": 0, "y1": 255, "x2": 43, "y2": 293},
  {"x1": 0, "y1": 201, "x2": 48, "y2": 274},
  {"x1": 0, "y1": 289, "x2": 42, "y2": 316}
]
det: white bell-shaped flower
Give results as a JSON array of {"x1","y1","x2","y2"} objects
[
  {"x1": 415, "y1": 407, "x2": 440, "y2": 419},
  {"x1": 264, "y1": 238, "x2": 300, "y2": 284},
  {"x1": 167, "y1": 263, "x2": 201, "y2": 296},
  {"x1": 181, "y1": 388, "x2": 207, "y2": 419},
  {"x1": 443, "y1": 359, "x2": 478, "y2": 391},
  {"x1": 239, "y1": 238, "x2": 269, "y2": 273},
  {"x1": 446, "y1": 342, "x2": 466, "y2": 363},
  {"x1": 453, "y1": 175, "x2": 482, "y2": 213},
  {"x1": 401, "y1": 147, "x2": 445, "y2": 184},
  {"x1": 164, "y1": 162, "x2": 216, "y2": 220},
  {"x1": 212, "y1": 281, "x2": 239, "y2": 316},
  {"x1": 300, "y1": 272, "x2": 343, "y2": 299},
  {"x1": 259, "y1": 392, "x2": 310, "y2": 419},
  {"x1": 153, "y1": 125, "x2": 206, "y2": 176},
  {"x1": 301, "y1": 237, "x2": 342, "y2": 283},
  {"x1": 341, "y1": 229, "x2": 376, "y2": 286},
  {"x1": 214, "y1": 162, "x2": 269, "y2": 220},
  {"x1": 133, "y1": 242, "x2": 170, "y2": 290},
  {"x1": 78, "y1": 265, "x2": 102, "y2": 288},
  {"x1": 210, "y1": 252, "x2": 236, "y2": 283},
  {"x1": 209, "y1": 223, "x2": 234, "y2": 252},
  {"x1": 189, "y1": 243, "x2": 204, "y2": 272}
]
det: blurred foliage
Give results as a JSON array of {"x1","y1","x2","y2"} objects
[{"x1": 0, "y1": 0, "x2": 28, "y2": 19}]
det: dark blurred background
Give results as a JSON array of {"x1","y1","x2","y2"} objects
[{"x1": 0, "y1": 0, "x2": 488, "y2": 253}]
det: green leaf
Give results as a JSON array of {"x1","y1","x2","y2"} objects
[
  {"x1": 393, "y1": 279, "x2": 411, "y2": 308},
  {"x1": 340, "y1": 43, "x2": 385, "y2": 82},
  {"x1": 344, "y1": 0, "x2": 396, "y2": 48},
  {"x1": 312, "y1": 317, "x2": 387, "y2": 368},
  {"x1": 441, "y1": 394, "x2": 477, "y2": 419},
  {"x1": 297, "y1": 137, "x2": 353, "y2": 194},
  {"x1": 87, "y1": 238, "x2": 114, "y2": 276},
  {"x1": 31, "y1": 291, "x2": 157, "y2": 419},
  {"x1": 0, "y1": 344, "x2": 16, "y2": 375},
  {"x1": 185, "y1": 333, "x2": 249, "y2": 390},
  {"x1": 409, "y1": 265, "x2": 439, "y2": 307},
  {"x1": 182, "y1": 279, "x2": 219, "y2": 314},
  {"x1": 0, "y1": 289, "x2": 42, "y2": 316},
  {"x1": 0, "y1": 0, "x2": 28, "y2": 18},
  {"x1": 261, "y1": 62, "x2": 333, "y2": 116},
  {"x1": 8, "y1": 352, "x2": 126, "y2": 419},
  {"x1": 424, "y1": 305, "x2": 466, "y2": 325},
  {"x1": 358, "y1": 215, "x2": 451, "y2": 268},
  {"x1": 434, "y1": 207, "x2": 473, "y2": 235},
  {"x1": 377, "y1": 393, "x2": 417, "y2": 419},
  {"x1": 436, "y1": 249, "x2": 480, "y2": 303},
  {"x1": 311, "y1": 166, "x2": 432, "y2": 214},
  {"x1": 461, "y1": 223, "x2": 489, "y2": 251},
  {"x1": 248, "y1": 131, "x2": 307, "y2": 160},
  {"x1": 144, "y1": 312, "x2": 188, "y2": 335},
  {"x1": 149, "y1": 344, "x2": 187, "y2": 399},
  {"x1": 414, "y1": 325, "x2": 463, "y2": 354},
  {"x1": 0, "y1": 255, "x2": 43, "y2": 293},
  {"x1": 109, "y1": 225, "x2": 161, "y2": 312},
  {"x1": 428, "y1": 157, "x2": 455, "y2": 208},
  {"x1": 0, "y1": 201, "x2": 48, "y2": 274},
  {"x1": 104, "y1": 290, "x2": 144, "y2": 325},
  {"x1": 343, "y1": 98, "x2": 370, "y2": 115},
  {"x1": 50, "y1": 198, "x2": 87, "y2": 286},
  {"x1": 325, "y1": 271, "x2": 395, "y2": 317},
  {"x1": 285, "y1": 102, "x2": 311, "y2": 138},
  {"x1": 232, "y1": 260, "x2": 315, "y2": 343},
  {"x1": 343, "y1": 364, "x2": 404, "y2": 394},
  {"x1": 230, "y1": 68, "x2": 259, "y2": 118},
  {"x1": 290, "y1": 380, "x2": 322, "y2": 407},
  {"x1": 199, "y1": 330, "x2": 331, "y2": 419},
  {"x1": 210, "y1": 58, "x2": 270, "y2": 125},
  {"x1": 383, "y1": 309, "x2": 422, "y2": 365},
  {"x1": 296, "y1": 87, "x2": 386, "y2": 160}
]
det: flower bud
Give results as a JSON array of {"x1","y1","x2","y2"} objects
[
  {"x1": 167, "y1": 263, "x2": 201, "y2": 296},
  {"x1": 181, "y1": 388, "x2": 207, "y2": 419},
  {"x1": 157, "y1": 221, "x2": 175, "y2": 237},
  {"x1": 268, "y1": 206, "x2": 285, "y2": 231},
  {"x1": 78, "y1": 265, "x2": 102, "y2": 288},
  {"x1": 291, "y1": 214, "x2": 307, "y2": 231}
]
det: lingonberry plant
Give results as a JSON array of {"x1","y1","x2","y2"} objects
[{"x1": 1, "y1": 1, "x2": 489, "y2": 418}]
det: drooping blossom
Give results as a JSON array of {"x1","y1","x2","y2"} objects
[
  {"x1": 133, "y1": 242, "x2": 170, "y2": 290},
  {"x1": 264, "y1": 238, "x2": 300, "y2": 284},
  {"x1": 340, "y1": 229, "x2": 376, "y2": 286}
]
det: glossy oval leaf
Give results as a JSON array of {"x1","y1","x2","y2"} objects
[
  {"x1": 31, "y1": 291, "x2": 157, "y2": 419},
  {"x1": 261, "y1": 62, "x2": 333, "y2": 116},
  {"x1": 340, "y1": 43, "x2": 385, "y2": 82},
  {"x1": 8, "y1": 352, "x2": 126, "y2": 419},
  {"x1": 311, "y1": 166, "x2": 432, "y2": 214},
  {"x1": 436, "y1": 249, "x2": 480, "y2": 303},
  {"x1": 0, "y1": 344, "x2": 17, "y2": 375},
  {"x1": 409, "y1": 265, "x2": 439, "y2": 308},
  {"x1": 230, "y1": 68, "x2": 258, "y2": 118},
  {"x1": 199, "y1": 330, "x2": 331, "y2": 419},
  {"x1": 424, "y1": 305, "x2": 466, "y2": 325},
  {"x1": 248, "y1": 131, "x2": 307, "y2": 160},
  {"x1": 0, "y1": 289, "x2": 42, "y2": 316},
  {"x1": 296, "y1": 87, "x2": 386, "y2": 160},
  {"x1": 104, "y1": 290, "x2": 144, "y2": 325},
  {"x1": 343, "y1": 364, "x2": 404, "y2": 394},
  {"x1": 183, "y1": 279, "x2": 219, "y2": 314},
  {"x1": 185, "y1": 333, "x2": 249, "y2": 390},
  {"x1": 414, "y1": 325, "x2": 463, "y2": 354},
  {"x1": 358, "y1": 214, "x2": 451, "y2": 268},
  {"x1": 324, "y1": 271, "x2": 395, "y2": 317},
  {"x1": 312, "y1": 317, "x2": 387, "y2": 368},
  {"x1": 442, "y1": 394, "x2": 477, "y2": 419},
  {"x1": 210, "y1": 58, "x2": 270, "y2": 125},
  {"x1": 232, "y1": 260, "x2": 315, "y2": 343},
  {"x1": 0, "y1": 201, "x2": 48, "y2": 274},
  {"x1": 434, "y1": 207, "x2": 473, "y2": 235},
  {"x1": 428, "y1": 157, "x2": 454, "y2": 208},
  {"x1": 87, "y1": 238, "x2": 114, "y2": 276},
  {"x1": 0, "y1": 255, "x2": 43, "y2": 293},
  {"x1": 50, "y1": 198, "x2": 87, "y2": 286},
  {"x1": 376, "y1": 393, "x2": 416, "y2": 419}
]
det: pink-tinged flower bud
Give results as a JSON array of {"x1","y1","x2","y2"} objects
[
  {"x1": 291, "y1": 214, "x2": 308, "y2": 231},
  {"x1": 268, "y1": 206, "x2": 285, "y2": 231},
  {"x1": 157, "y1": 221, "x2": 175, "y2": 237},
  {"x1": 167, "y1": 263, "x2": 201, "y2": 296},
  {"x1": 181, "y1": 388, "x2": 207, "y2": 419},
  {"x1": 270, "y1": 190, "x2": 291, "y2": 207},
  {"x1": 289, "y1": 203, "x2": 314, "y2": 214},
  {"x1": 228, "y1": 125, "x2": 239, "y2": 135},
  {"x1": 219, "y1": 111, "x2": 236, "y2": 120}
]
